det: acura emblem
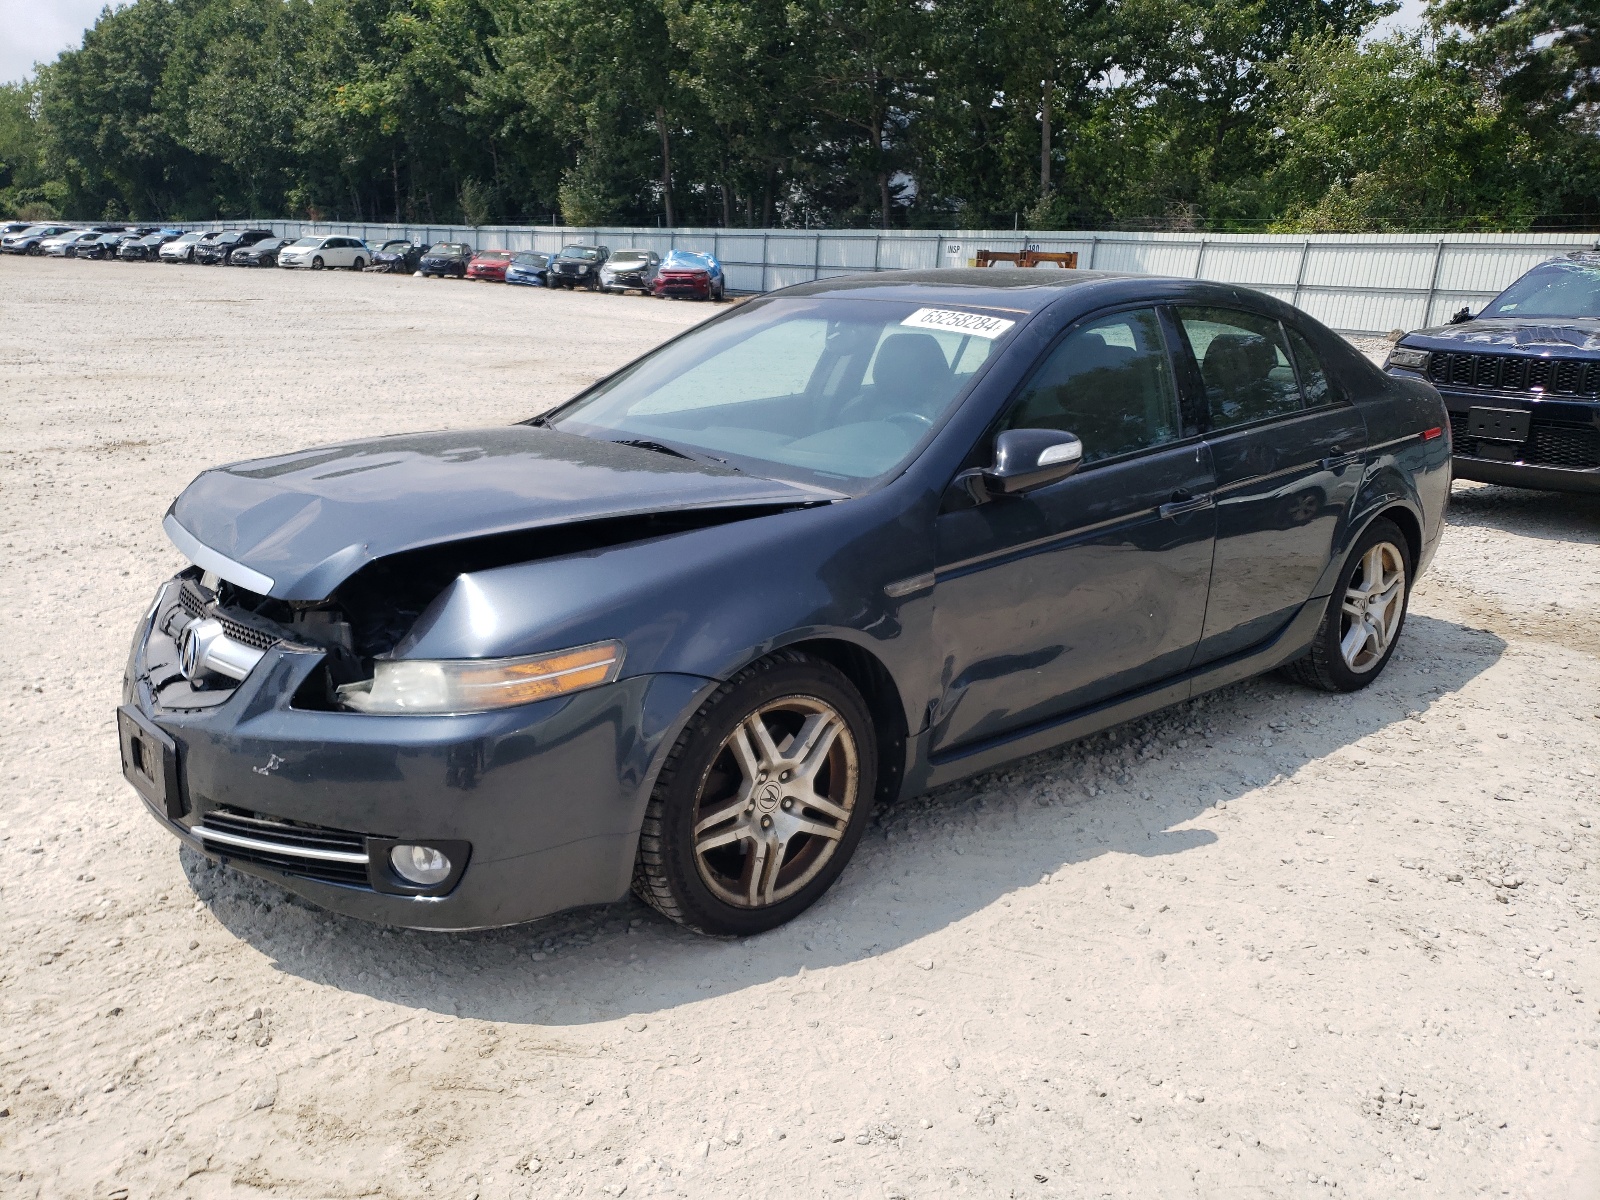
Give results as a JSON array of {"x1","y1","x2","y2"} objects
[{"x1": 177, "y1": 618, "x2": 204, "y2": 680}]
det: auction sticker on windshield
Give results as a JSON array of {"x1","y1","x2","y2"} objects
[{"x1": 901, "y1": 308, "x2": 1016, "y2": 338}]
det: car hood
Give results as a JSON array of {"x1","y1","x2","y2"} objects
[
  {"x1": 1403, "y1": 316, "x2": 1600, "y2": 355},
  {"x1": 165, "y1": 426, "x2": 839, "y2": 601}
]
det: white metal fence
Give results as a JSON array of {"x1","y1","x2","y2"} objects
[{"x1": 180, "y1": 221, "x2": 1597, "y2": 335}]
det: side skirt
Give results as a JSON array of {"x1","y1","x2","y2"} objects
[{"x1": 904, "y1": 596, "x2": 1326, "y2": 794}]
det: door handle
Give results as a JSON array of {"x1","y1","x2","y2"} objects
[
  {"x1": 1159, "y1": 493, "x2": 1214, "y2": 519},
  {"x1": 1320, "y1": 451, "x2": 1363, "y2": 470}
]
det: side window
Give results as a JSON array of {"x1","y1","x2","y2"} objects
[
  {"x1": 999, "y1": 307, "x2": 1181, "y2": 465},
  {"x1": 1176, "y1": 307, "x2": 1302, "y2": 429},
  {"x1": 1285, "y1": 325, "x2": 1332, "y2": 407}
]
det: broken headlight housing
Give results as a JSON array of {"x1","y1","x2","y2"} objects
[{"x1": 335, "y1": 641, "x2": 624, "y2": 715}]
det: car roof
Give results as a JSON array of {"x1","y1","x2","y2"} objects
[{"x1": 778, "y1": 267, "x2": 1137, "y2": 312}]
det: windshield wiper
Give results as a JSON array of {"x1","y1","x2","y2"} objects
[
  {"x1": 610, "y1": 438, "x2": 744, "y2": 473},
  {"x1": 612, "y1": 437, "x2": 694, "y2": 461}
]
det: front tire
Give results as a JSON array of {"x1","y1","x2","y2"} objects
[
  {"x1": 1282, "y1": 517, "x2": 1412, "y2": 693},
  {"x1": 633, "y1": 651, "x2": 876, "y2": 935},
  {"x1": 311, "y1": 256, "x2": 324, "y2": 270}
]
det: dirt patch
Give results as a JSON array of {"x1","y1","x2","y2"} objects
[{"x1": 1, "y1": 255, "x2": 1597, "y2": 1199}]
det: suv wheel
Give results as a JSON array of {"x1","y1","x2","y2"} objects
[
  {"x1": 633, "y1": 651, "x2": 876, "y2": 935},
  {"x1": 1282, "y1": 517, "x2": 1412, "y2": 693}
]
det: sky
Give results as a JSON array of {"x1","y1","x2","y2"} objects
[{"x1": 3, "y1": 0, "x2": 1434, "y2": 88}]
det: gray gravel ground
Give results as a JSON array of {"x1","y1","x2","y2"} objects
[{"x1": 2, "y1": 256, "x2": 1598, "y2": 1199}]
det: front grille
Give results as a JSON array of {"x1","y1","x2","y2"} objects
[
  {"x1": 1429, "y1": 351, "x2": 1600, "y2": 397},
  {"x1": 177, "y1": 581, "x2": 281, "y2": 650},
  {"x1": 1451, "y1": 411, "x2": 1600, "y2": 469},
  {"x1": 1529, "y1": 423, "x2": 1600, "y2": 469},
  {"x1": 195, "y1": 806, "x2": 372, "y2": 887}
]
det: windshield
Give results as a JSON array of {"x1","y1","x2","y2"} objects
[
  {"x1": 173, "y1": 232, "x2": 201, "y2": 244},
  {"x1": 20, "y1": 225, "x2": 56, "y2": 236},
  {"x1": 426, "y1": 243, "x2": 462, "y2": 256},
  {"x1": 663, "y1": 252, "x2": 713, "y2": 270},
  {"x1": 478, "y1": 251, "x2": 512, "y2": 260},
  {"x1": 560, "y1": 246, "x2": 600, "y2": 260},
  {"x1": 612, "y1": 252, "x2": 649, "y2": 264},
  {"x1": 1480, "y1": 259, "x2": 1600, "y2": 320},
  {"x1": 512, "y1": 253, "x2": 545, "y2": 265},
  {"x1": 289, "y1": 237, "x2": 323, "y2": 248},
  {"x1": 550, "y1": 296, "x2": 1015, "y2": 487}
]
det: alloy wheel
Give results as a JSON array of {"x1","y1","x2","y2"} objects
[
  {"x1": 691, "y1": 696, "x2": 859, "y2": 908},
  {"x1": 1339, "y1": 541, "x2": 1406, "y2": 672}
]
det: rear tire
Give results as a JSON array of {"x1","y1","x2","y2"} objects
[
  {"x1": 1281, "y1": 517, "x2": 1412, "y2": 693},
  {"x1": 633, "y1": 651, "x2": 876, "y2": 936},
  {"x1": 352, "y1": 256, "x2": 365, "y2": 270}
]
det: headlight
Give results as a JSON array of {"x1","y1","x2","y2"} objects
[
  {"x1": 1386, "y1": 346, "x2": 1430, "y2": 371},
  {"x1": 336, "y1": 641, "x2": 624, "y2": 714}
]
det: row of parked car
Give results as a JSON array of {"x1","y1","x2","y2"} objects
[{"x1": 1, "y1": 221, "x2": 729, "y2": 300}]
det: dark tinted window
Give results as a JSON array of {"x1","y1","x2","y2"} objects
[
  {"x1": 1000, "y1": 307, "x2": 1182, "y2": 464},
  {"x1": 1284, "y1": 326, "x2": 1332, "y2": 407},
  {"x1": 1176, "y1": 307, "x2": 1302, "y2": 430}
]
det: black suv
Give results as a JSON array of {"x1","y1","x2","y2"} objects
[
  {"x1": 195, "y1": 229, "x2": 274, "y2": 265},
  {"x1": 1385, "y1": 251, "x2": 1600, "y2": 493},
  {"x1": 548, "y1": 243, "x2": 609, "y2": 290}
]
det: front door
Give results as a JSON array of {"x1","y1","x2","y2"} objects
[
  {"x1": 929, "y1": 306, "x2": 1217, "y2": 756},
  {"x1": 1171, "y1": 306, "x2": 1369, "y2": 665}
]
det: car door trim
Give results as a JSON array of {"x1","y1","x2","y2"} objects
[
  {"x1": 1159, "y1": 494, "x2": 1215, "y2": 518},
  {"x1": 936, "y1": 503, "x2": 1161, "y2": 583}
]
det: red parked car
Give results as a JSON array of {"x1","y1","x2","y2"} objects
[
  {"x1": 652, "y1": 250, "x2": 726, "y2": 301},
  {"x1": 465, "y1": 250, "x2": 514, "y2": 282}
]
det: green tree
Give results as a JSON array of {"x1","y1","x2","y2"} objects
[{"x1": 1266, "y1": 32, "x2": 1540, "y2": 231}]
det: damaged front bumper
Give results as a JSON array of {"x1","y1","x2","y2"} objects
[{"x1": 119, "y1": 575, "x2": 714, "y2": 929}]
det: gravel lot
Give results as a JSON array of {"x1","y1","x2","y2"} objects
[{"x1": 2, "y1": 255, "x2": 1598, "y2": 1200}]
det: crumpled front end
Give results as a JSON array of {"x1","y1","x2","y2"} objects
[{"x1": 119, "y1": 566, "x2": 712, "y2": 930}]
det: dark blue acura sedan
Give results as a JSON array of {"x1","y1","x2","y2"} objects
[{"x1": 119, "y1": 269, "x2": 1449, "y2": 934}]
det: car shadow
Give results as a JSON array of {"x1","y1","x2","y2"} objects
[{"x1": 182, "y1": 612, "x2": 1504, "y2": 1026}]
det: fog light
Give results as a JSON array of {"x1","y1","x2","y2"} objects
[{"x1": 390, "y1": 844, "x2": 452, "y2": 886}]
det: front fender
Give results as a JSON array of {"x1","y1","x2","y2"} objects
[{"x1": 395, "y1": 494, "x2": 939, "y2": 740}]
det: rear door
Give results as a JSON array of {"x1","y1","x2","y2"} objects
[
  {"x1": 929, "y1": 305, "x2": 1217, "y2": 754},
  {"x1": 1173, "y1": 306, "x2": 1368, "y2": 665}
]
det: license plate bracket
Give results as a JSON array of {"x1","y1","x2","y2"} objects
[
  {"x1": 117, "y1": 705, "x2": 185, "y2": 819},
  {"x1": 1468, "y1": 406, "x2": 1530, "y2": 443}
]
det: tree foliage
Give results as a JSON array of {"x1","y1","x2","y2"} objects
[{"x1": 7, "y1": 0, "x2": 1595, "y2": 229}]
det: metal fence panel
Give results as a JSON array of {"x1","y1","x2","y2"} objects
[{"x1": 166, "y1": 220, "x2": 1596, "y2": 333}]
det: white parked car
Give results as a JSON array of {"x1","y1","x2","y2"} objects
[
  {"x1": 159, "y1": 231, "x2": 206, "y2": 262},
  {"x1": 277, "y1": 235, "x2": 369, "y2": 270},
  {"x1": 43, "y1": 231, "x2": 102, "y2": 257}
]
